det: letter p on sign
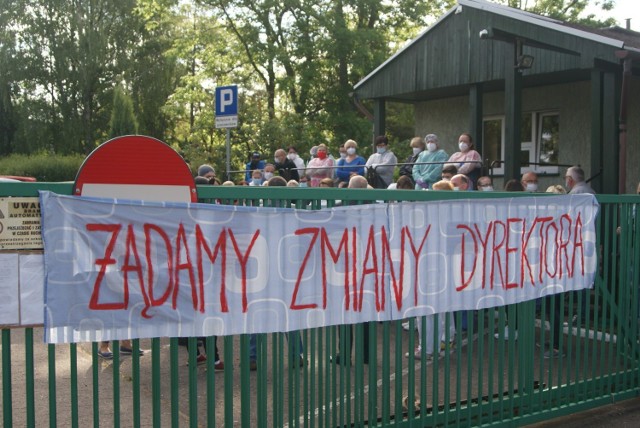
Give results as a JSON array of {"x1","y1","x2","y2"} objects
[{"x1": 215, "y1": 85, "x2": 238, "y2": 116}]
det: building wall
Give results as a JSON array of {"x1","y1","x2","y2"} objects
[
  {"x1": 624, "y1": 77, "x2": 640, "y2": 194},
  {"x1": 414, "y1": 79, "x2": 639, "y2": 193}
]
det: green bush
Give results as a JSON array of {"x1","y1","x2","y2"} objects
[{"x1": 0, "y1": 153, "x2": 85, "y2": 182}]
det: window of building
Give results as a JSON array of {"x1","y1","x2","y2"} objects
[{"x1": 483, "y1": 111, "x2": 559, "y2": 175}]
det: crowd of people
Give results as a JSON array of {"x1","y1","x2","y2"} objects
[
  {"x1": 98, "y1": 135, "x2": 597, "y2": 368},
  {"x1": 194, "y1": 133, "x2": 593, "y2": 199}
]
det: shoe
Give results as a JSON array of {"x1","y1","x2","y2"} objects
[
  {"x1": 494, "y1": 328, "x2": 518, "y2": 340},
  {"x1": 330, "y1": 354, "x2": 351, "y2": 365},
  {"x1": 186, "y1": 354, "x2": 207, "y2": 366},
  {"x1": 249, "y1": 360, "x2": 257, "y2": 371},
  {"x1": 571, "y1": 314, "x2": 585, "y2": 326},
  {"x1": 544, "y1": 348, "x2": 563, "y2": 359},
  {"x1": 291, "y1": 356, "x2": 305, "y2": 368},
  {"x1": 120, "y1": 346, "x2": 144, "y2": 356},
  {"x1": 98, "y1": 350, "x2": 113, "y2": 360},
  {"x1": 440, "y1": 340, "x2": 455, "y2": 351},
  {"x1": 402, "y1": 321, "x2": 416, "y2": 331},
  {"x1": 214, "y1": 360, "x2": 224, "y2": 371},
  {"x1": 405, "y1": 347, "x2": 432, "y2": 360}
]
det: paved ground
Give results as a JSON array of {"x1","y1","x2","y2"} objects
[
  {"x1": 2, "y1": 322, "x2": 640, "y2": 427},
  {"x1": 525, "y1": 397, "x2": 640, "y2": 428}
]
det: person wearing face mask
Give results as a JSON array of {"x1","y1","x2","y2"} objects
[
  {"x1": 245, "y1": 152, "x2": 266, "y2": 182},
  {"x1": 248, "y1": 169, "x2": 264, "y2": 186},
  {"x1": 450, "y1": 174, "x2": 470, "y2": 191},
  {"x1": 286, "y1": 146, "x2": 306, "y2": 177},
  {"x1": 262, "y1": 163, "x2": 276, "y2": 184},
  {"x1": 398, "y1": 137, "x2": 425, "y2": 185},
  {"x1": 336, "y1": 139, "x2": 366, "y2": 184},
  {"x1": 477, "y1": 176, "x2": 494, "y2": 191},
  {"x1": 521, "y1": 171, "x2": 539, "y2": 192},
  {"x1": 274, "y1": 148, "x2": 299, "y2": 181},
  {"x1": 365, "y1": 135, "x2": 398, "y2": 188},
  {"x1": 306, "y1": 143, "x2": 335, "y2": 187},
  {"x1": 412, "y1": 134, "x2": 449, "y2": 190},
  {"x1": 446, "y1": 133, "x2": 482, "y2": 187},
  {"x1": 441, "y1": 164, "x2": 457, "y2": 181}
]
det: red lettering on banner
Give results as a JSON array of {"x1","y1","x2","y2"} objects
[
  {"x1": 572, "y1": 212, "x2": 585, "y2": 276},
  {"x1": 77, "y1": 205, "x2": 593, "y2": 324},
  {"x1": 380, "y1": 226, "x2": 404, "y2": 311},
  {"x1": 320, "y1": 228, "x2": 349, "y2": 310},
  {"x1": 195, "y1": 225, "x2": 229, "y2": 312},
  {"x1": 122, "y1": 225, "x2": 143, "y2": 313},
  {"x1": 520, "y1": 218, "x2": 538, "y2": 288},
  {"x1": 359, "y1": 225, "x2": 379, "y2": 312},
  {"x1": 405, "y1": 225, "x2": 431, "y2": 306},
  {"x1": 557, "y1": 214, "x2": 572, "y2": 279},
  {"x1": 505, "y1": 218, "x2": 521, "y2": 290},
  {"x1": 87, "y1": 223, "x2": 125, "y2": 310},
  {"x1": 491, "y1": 220, "x2": 506, "y2": 289},
  {"x1": 291, "y1": 228, "x2": 320, "y2": 310},
  {"x1": 456, "y1": 225, "x2": 478, "y2": 291},
  {"x1": 544, "y1": 221, "x2": 559, "y2": 278},
  {"x1": 173, "y1": 223, "x2": 198, "y2": 311},
  {"x1": 351, "y1": 227, "x2": 358, "y2": 310},
  {"x1": 536, "y1": 217, "x2": 554, "y2": 284},
  {"x1": 143, "y1": 224, "x2": 172, "y2": 317},
  {"x1": 474, "y1": 222, "x2": 493, "y2": 290},
  {"x1": 228, "y1": 228, "x2": 260, "y2": 313}
]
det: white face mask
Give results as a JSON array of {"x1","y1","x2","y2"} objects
[
  {"x1": 275, "y1": 157, "x2": 282, "y2": 164},
  {"x1": 340, "y1": 152, "x2": 347, "y2": 159},
  {"x1": 346, "y1": 147, "x2": 356, "y2": 155},
  {"x1": 480, "y1": 185, "x2": 494, "y2": 191},
  {"x1": 453, "y1": 186, "x2": 460, "y2": 191},
  {"x1": 525, "y1": 183, "x2": 538, "y2": 192},
  {"x1": 264, "y1": 172, "x2": 274, "y2": 180},
  {"x1": 377, "y1": 147, "x2": 386, "y2": 154},
  {"x1": 427, "y1": 142, "x2": 437, "y2": 152},
  {"x1": 412, "y1": 147, "x2": 422, "y2": 155},
  {"x1": 458, "y1": 142, "x2": 469, "y2": 152},
  {"x1": 287, "y1": 153, "x2": 297, "y2": 160}
]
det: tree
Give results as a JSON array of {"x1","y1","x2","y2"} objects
[
  {"x1": 109, "y1": 85, "x2": 139, "y2": 138},
  {"x1": 502, "y1": 0, "x2": 616, "y2": 26},
  {"x1": 10, "y1": 0, "x2": 141, "y2": 153}
]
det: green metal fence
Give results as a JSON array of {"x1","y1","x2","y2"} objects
[{"x1": 1, "y1": 183, "x2": 639, "y2": 427}]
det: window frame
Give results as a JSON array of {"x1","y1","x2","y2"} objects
[{"x1": 482, "y1": 111, "x2": 560, "y2": 176}]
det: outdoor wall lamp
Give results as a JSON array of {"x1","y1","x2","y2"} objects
[{"x1": 515, "y1": 54, "x2": 534, "y2": 69}]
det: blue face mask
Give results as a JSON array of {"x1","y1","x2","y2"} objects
[
  {"x1": 252, "y1": 178, "x2": 261, "y2": 185},
  {"x1": 299, "y1": 182, "x2": 308, "y2": 188},
  {"x1": 377, "y1": 147, "x2": 386, "y2": 154}
]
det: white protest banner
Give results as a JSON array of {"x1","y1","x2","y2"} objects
[{"x1": 40, "y1": 191, "x2": 599, "y2": 344}]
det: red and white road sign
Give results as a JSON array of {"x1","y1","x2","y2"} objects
[{"x1": 74, "y1": 135, "x2": 197, "y2": 203}]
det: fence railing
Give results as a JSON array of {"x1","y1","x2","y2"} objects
[{"x1": 1, "y1": 183, "x2": 639, "y2": 427}]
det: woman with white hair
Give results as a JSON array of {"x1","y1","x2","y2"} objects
[
  {"x1": 336, "y1": 139, "x2": 366, "y2": 184},
  {"x1": 412, "y1": 134, "x2": 449, "y2": 190}
]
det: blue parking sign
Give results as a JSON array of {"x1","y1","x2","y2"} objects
[
  {"x1": 215, "y1": 85, "x2": 238, "y2": 128},
  {"x1": 215, "y1": 85, "x2": 238, "y2": 116}
]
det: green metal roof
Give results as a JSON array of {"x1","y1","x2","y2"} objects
[{"x1": 353, "y1": 0, "x2": 640, "y2": 102}]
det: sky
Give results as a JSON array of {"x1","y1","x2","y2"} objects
[{"x1": 585, "y1": 0, "x2": 638, "y2": 31}]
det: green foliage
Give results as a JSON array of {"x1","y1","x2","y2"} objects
[
  {"x1": 0, "y1": 153, "x2": 85, "y2": 182},
  {"x1": 2, "y1": 0, "x2": 621, "y2": 178},
  {"x1": 109, "y1": 86, "x2": 139, "y2": 138}
]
